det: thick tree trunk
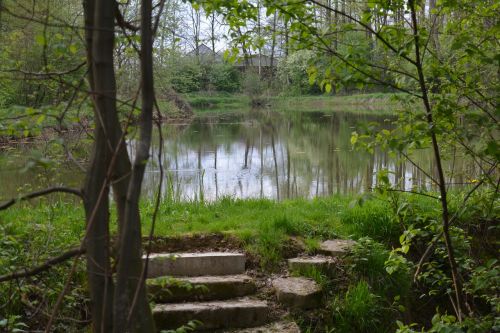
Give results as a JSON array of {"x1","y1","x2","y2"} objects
[{"x1": 82, "y1": 0, "x2": 115, "y2": 331}]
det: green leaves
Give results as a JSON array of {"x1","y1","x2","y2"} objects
[{"x1": 35, "y1": 34, "x2": 46, "y2": 46}]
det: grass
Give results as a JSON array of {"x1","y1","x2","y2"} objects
[
  {"x1": 146, "y1": 196, "x2": 347, "y2": 239},
  {"x1": 330, "y1": 280, "x2": 390, "y2": 333},
  {"x1": 179, "y1": 91, "x2": 402, "y2": 115},
  {"x1": 269, "y1": 93, "x2": 404, "y2": 115},
  {"x1": 0, "y1": 194, "x2": 442, "y2": 261},
  {"x1": 0, "y1": 192, "x2": 443, "y2": 274},
  {"x1": 0, "y1": 192, "x2": 445, "y2": 331},
  {"x1": 0, "y1": 195, "x2": 397, "y2": 269},
  {"x1": 183, "y1": 92, "x2": 250, "y2": 112}
]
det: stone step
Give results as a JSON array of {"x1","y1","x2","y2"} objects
[
  {"x1": 221, "y1": 320, "x2": 300, "y2": 333},
  {"x1": 272, "y1": 277, "x2": 322, "y2": 309},
  {"x1": 318, "y1": 239, "x2": 356, "y2": 257},
  {"x1": 144, "y1": 252, "x2": 246, "y2": 278},
  {"x1": 147, "y1": 274, "x2": 257, "y2": 303},
  {"x1": 153, "y1": 298, "x2": 269, "y2": 331},
  {"x1": 288, "y1": 256, "x2": 334, "y2": 274}
]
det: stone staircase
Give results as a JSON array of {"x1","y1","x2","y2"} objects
[
  {"x1": 144, "y1": 251, "x2": 298, "y2": 332},
  {"x1": 144, "y1": 239, "x2": 355, "y2": 332},
  {"x1": 271, "y1": 239, "x2": 356, "y2": 310}
]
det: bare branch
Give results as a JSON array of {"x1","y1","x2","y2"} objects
[
  {"x1": 0, "y1": 187, "x2": 83, "y2": 211},
  {"x1": 115, "y1": 1, "x2": 139, "y2": 32},
  {"x1": 0, "y1": 247, "x2": 85, "y2": 283},
  {"x1": 0, "y1": 62, "x2": 86, "y2": 78}
]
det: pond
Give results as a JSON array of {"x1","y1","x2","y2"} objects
[
  {"x1": 139, "y1": 109, "x2": 475, "y2": 201},
  {"x1": 0, "y1": 109, "x2": 477, "y2": 202}
]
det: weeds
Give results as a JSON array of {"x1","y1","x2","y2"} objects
[
  {"x1": 347, "y1": 238, "x2": 411, "y2": 297},
  {"x1": 331, "y1": 281, "x2": 391, "y2": 333},
  {"x1": 341, "y1": 199, "x2": 400, "y2": 244}
]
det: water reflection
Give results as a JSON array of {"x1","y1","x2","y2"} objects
[
  {"x1": 0, "y1": 109, "x2": 478, "y2": 202},
  {"x1": 139, "y1": 110, "x2": 476, "y2": 201}
]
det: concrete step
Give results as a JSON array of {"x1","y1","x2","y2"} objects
[
  {"x1": 221, "y1": 320, "x2": 300, "y2": 332},
  {"x1": 148, "y1": 274, "x2": 257, "y2": 303},
  {"x1": 153, "y1": 298, "x2": 269, "y2": 331},
  {"x1": 288, "y1": 256, "x2": 334, "y2": 274},
  {"x1": 144, "y1": 252, "x2": 246, "y2": 278},
  {"x1": 272, "y1": 277, "x2": 322, "y2": 309},
  {"x1": 318, "y1": 239, "x2": 356, "y2": 257}
]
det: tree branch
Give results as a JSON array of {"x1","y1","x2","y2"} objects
[
  {"x1": 114, "y1": 1, "x2": 139, "y2": 32},
  {"x1": 0, "y1": 62, "x2": 86, "y2": 77},
  {"x1": 0, "y1": 247, "x2": 85, "y2": 283},
  {"x1": 0, "y1": 187, "x2": 83, "y2": 211}
]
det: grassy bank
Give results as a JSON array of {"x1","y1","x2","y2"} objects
[
  {"x1": 0, "y1": 193, "x2": 438, "y2": 332},
  {"x1": 0, "y1": 194, "x2": 438, "y2": 270},
  {"x1": 182, "y1": 92, "x2": 402, "y2": 114},
  {"x1": 184, "y1": 92, "x2": 250, "y2": 111},
  {"x1": 270, "y1": 93, "x2": 403, "y2": 115},
  {"x1": 2, "y1": 191, "x2": 495, "y2": 332},
  {"x1": 0, "y1": 92, "x2": 399, "y2": 140}
]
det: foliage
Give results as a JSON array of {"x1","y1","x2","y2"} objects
[
  {"x1": 205, "y1": 62, "x2": 241, "y2": 92},
  {"x1": 165, "y1": 56, "x2": 204, "y2": 93},
  {"x1": 0, "y1": 207, "x2": 88, "y2": 332},
  {"x1": 241, "y1": 71, "x2": 266, "y2": 101},
  {"x1": 277, "y1": 50, "x2": 321, "y2": 95},
  {"x1": 0, "y1": 0, "x2": 85, "y2": 108},
  {"x1": 396, "y1": 312, "x2": 498, "y2": 333},
  {"x1": 347, "y1": 237, "x2": 411, "y2": 298}
]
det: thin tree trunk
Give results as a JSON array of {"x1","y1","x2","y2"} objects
[
  {"x1": 113, "y1": 0, "x2": 156, "y2": 330},
  {"x1": 271, "y1": 132, "x2": 280, "y2": 200},
  {"x1": 269, "y1": 10, "x2": 277, "y2": 78},
  {"x1": 409, "y1": 0, "x2": 465, "y2": 320},
  {"x1": 210, "y1": 12, "x2": 216, "y2": 60}
]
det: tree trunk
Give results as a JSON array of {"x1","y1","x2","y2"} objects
[
  {"x1": 409, "y1": 0, "x2": 465, "y2": 320},
  {"x1": 113, "y1": 0, "x2": 156, "y2": 331},
  {"x1": 269, "y1": 10, "x2": 277, "y2": 77},
  {"x1": 82, "y1": 0, "x2": 117, "y2": 331},
  {"x1": 83, "y1": 0, "x2": 155, "y2": 331}
]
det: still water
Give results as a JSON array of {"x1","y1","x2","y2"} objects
[
  {"x1": 139, "y1": 110, "x2": 475, "y2": 201},
  {"x1": 1, "y1": 109, "x2": 477, "y2": 202}
]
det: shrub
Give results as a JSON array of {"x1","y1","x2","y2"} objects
[
  {"x1": 206, "y1": 63, "x2": 241, "y2": 92},
  {"x1": 276, "y1": 50, "x2": 322, "y2": 95},
  {"x1": 162, "y1": 56, "x2": 203, "y2": 93},
  {"x1": 241, "y1": 71, "x2": 266, "y2": 105}
]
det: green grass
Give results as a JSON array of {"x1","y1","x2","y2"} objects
[
  {"x1": 146, "y1": 196, "x2": 347, "y2": 238},
  {"x1": 331, "y1": 280, "x2": 391, "y2": 333},
  {"x1": 0, "y1": 192, "x2": 445, "y2": 331},
  {"x1": 0, "y1": 189, "x2": 446, "y2": 272},
  {"x1": 0, "y1": 194, "x2": 441, "y2": 258},
  {"x1": 180, "y1": 92, "x2": 403, "y2": 115},
  {"x1": 0, "y1": 191, "x2": 444, "y2": 276},
  {"x1": 183, "y1": 92, "x2": 250, "y2": 112},
  {"x1": 0, "y1": 195, "x2": 397, "y2": 269},
  {"x1": 270, "y1": 93, "x2": 404, "y2": 115}
]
